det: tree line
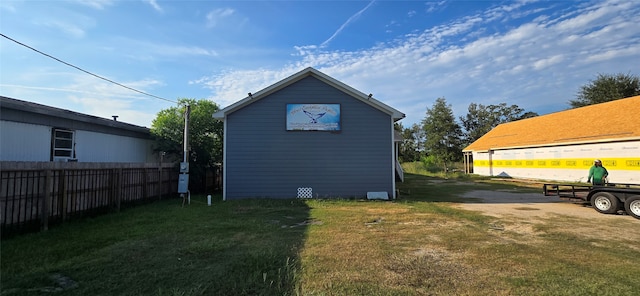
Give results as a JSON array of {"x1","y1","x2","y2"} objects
[
  {"x1": 396, "y1": 73, "x2": 640, "y2": 171},
  {"x1": 150, "y1": 73, "x2": 639, "y2": 192}
]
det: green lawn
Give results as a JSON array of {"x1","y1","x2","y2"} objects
[{"x1": 1, "y1": 173, "x2": 639, "y2": 295}]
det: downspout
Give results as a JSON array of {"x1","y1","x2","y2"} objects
[
  {"x1": 391, "y1": 119, "x2": 396, "y2": 199},
  {"x1": 222, "y1": 115, "x2": 228, "y2": 201}
]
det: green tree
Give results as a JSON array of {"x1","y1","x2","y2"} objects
[
  {"x1": 569, "y1": 73, "x2": 640, "y2": 108},
  {"x1": 395, "y1": 122, "x2": 425, "y2": 162},
  {"x1": 460, "y1": 102, "x2": 538, "y2": 145},
  {"x1": 151, "y1": 98, "x2": 223, "y2": 193},
  {"x1": 422, "y1": 97, "x2": 463, "y2": 173}
]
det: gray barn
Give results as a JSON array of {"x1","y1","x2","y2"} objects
[{"x1": 213, "y1": 67, "x2": 405, "y2": 200}]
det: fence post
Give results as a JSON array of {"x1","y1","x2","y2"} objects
[
  {"x1": 109, "y1": 168, "x2": 116, "y2": 210},
  {"x1": 143, "y1": 168, "x2": 148, "y2": 200},
  {"x1": 115, "y1": 168, "x2": 123, "y2": 212},
  {"x1": 60, "y1": 170, "x2": 68, "y2": 222},
  {"x1": 41, "y1": 169, "x2": 52, "y2": 231},
  {"x1": 158, "y1": 165, "x2": 162, "y2": 200}
]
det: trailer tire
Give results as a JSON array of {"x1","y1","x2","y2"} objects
[
  {"x1": 624, "y1": 196, "x2": 640, "y2": 220},
  {"x1": 591, "y1": 192, "x2": 620, "y2": 214}
]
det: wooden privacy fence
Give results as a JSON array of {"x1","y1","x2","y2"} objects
[{"x1": 1, "y1": 162, "x2": 178, "y2": 238}]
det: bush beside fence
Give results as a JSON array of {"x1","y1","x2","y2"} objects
[{"x1": 1, "y1": 162, "x2": 179, "y2": 238}]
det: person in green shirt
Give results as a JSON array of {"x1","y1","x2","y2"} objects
[{"x1": 587, "y1": 159, "x2": 608, "y2": 185}]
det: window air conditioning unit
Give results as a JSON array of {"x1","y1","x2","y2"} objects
[{"x1": 53, "y1": 157, "x2": 78, "y2": 162}]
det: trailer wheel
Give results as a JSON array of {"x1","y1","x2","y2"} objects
[
  {"x1": 624, "y1": 196, "x2": 640, "y2": 219},
  {"x1": 591, "y1": 192, "x2": 620, "y2": 214}
]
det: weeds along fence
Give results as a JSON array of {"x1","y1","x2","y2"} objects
[{"x1": 0, "y1": 162, "x2": 179, "y2": 238}]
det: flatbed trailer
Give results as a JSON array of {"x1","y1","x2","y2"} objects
[{"x1": 543, "y1": 183, "x2": 640, "y2": 219}]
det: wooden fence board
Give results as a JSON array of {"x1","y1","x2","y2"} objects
[{"x1": 1, "y1": 162, "x2": 179, "y2": 238}]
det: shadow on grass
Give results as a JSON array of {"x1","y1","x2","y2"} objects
[{"x1": 0, "y1": 195, "x2": 311, "y2": 296}]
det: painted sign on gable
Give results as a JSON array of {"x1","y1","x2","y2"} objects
[{"x1": 286, "y1": 104, "x2": 340, "y2": 131}]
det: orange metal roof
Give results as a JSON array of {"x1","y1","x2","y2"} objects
[{"x1": 463, "y1": 95, "x2": 640, "y2": 152}]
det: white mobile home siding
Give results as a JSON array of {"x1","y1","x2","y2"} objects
[
  {"x1": 224, "y1": 76, "x2": 395, "y2": 199},
  {"x1": 75, "y1": 130, "x2": 155, "y2": 163},
  {"x1": 1, "y1": 96, "x2": 155, "y2": 163},
  {"x1": 0, "y1": 121, "x2": 51, "y2": 161}
]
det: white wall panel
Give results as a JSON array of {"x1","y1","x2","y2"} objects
[
  {"x1": 75, "y1": 130, "x2": 154, "y2": 163},
  {"x1": 0, "y1": 121, "x2": 51, "y2": 161},
  {"x1": 472, "y1": 141, "x2": 640, "y2": 184}
]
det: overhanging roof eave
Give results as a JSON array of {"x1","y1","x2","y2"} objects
[
  {"x1": 463, "y1": 136, "x2": 640, "y2": 152},
  {"x1": 212, "y1": 67, "x2": 404, "y2": 120}
]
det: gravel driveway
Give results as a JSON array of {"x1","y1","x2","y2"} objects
[{"x1": 455, "y1": 188, "x2": 640, "y2": 244}]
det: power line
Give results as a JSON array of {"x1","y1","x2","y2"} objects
[{"x1": 1, "y1": 33, "x2": 178, "y2": 104}]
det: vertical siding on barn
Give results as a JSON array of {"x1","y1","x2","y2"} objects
[
  {"x1": 225, "y1": 76, "x2": 393, "y2": 199},
  {"x1": 0, "y1": 121, "x2": 51, "y2": 161}
]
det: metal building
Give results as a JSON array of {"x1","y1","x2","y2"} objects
[
  {"x1": 463, "y1": 95, "x2": 640, "y2": 184},
  {"x1": 213, "y1": 67, "x2": 405, "y2": 200}
]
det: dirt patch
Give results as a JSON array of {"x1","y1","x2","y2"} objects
[
  {"x1": 459, "y1": 190, "x2": 604, "y2": 220},
  {"x1": 455, "y1": 190, "x2": 640, "y2": 244}
]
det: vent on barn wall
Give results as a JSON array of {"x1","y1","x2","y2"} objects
[{"x1": 297, "y1": 187, "x2": 313, "y2": 199}]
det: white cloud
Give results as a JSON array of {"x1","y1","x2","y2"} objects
[
  {"x1": 116, "y1": 38, "x2": 219, "y2": 58},
  {"x1": 320, "y1": 0, "x2": 376, "y2": 48},
  {"x1": 192, "y1": 66, "x2": 302, "y2": 108},
  {"x1": 425, "y1": 1, "x2": 447, "y2": 13},
  {"x1": 206, "y1": 8, "x2": 235, "y2": 28},
  {"x1": 39, "y1": 20, "x2": 87, "y2": 38},
  {"x1": 532, "y1": 55, "x2": 564, "y2": 70},
  {"x1": 0, "y1": 1, "x2": 16, "y2": 13},
  {"x1": 144, "y1": 0, "x2": 163, "y2": 13},
  {"x1": 195, "y1": 0, "x2": 640, "y2": 127},
  {"x1": 72, "y1": 0, "x2": 114, "y2": 10}
]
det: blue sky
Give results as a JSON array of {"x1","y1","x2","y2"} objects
[{"x1": 1, "y1": 0, "x2": 639, "y2": 128}]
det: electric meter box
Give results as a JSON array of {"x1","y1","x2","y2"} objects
[
  {"x1": 178, "y1": 173, "x2": 189, "y2": 193},
  {"x1": 179, "y1": 162, "x2": 189, "y2": 173}
]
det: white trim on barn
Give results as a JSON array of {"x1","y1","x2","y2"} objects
[{"x1": 213, "y1": 67, "x2": 405, "y2": 121}]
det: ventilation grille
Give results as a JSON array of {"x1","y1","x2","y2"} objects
[{"x1": 297, "y1": 187, "x2": 312, "y2": 199}]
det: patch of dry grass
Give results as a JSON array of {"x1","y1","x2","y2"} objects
[
  {"x1": 2, "y1": 174, "x2": 639, "y2": 295},
  {"x1": 293, "y1": 176, "x2": 640, "y2": 295}
]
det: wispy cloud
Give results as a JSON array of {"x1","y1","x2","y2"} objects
[
  {"x1": 72, "y1": 0, "x2": 114, "y2": 10},
  {"x1": 144, "y1": 0, "x2": 163, "y2": 13},
  {"x1": 116, "y1": 38, "x2": 219, "y2": 58},
  {"x1": 191, "y1": 66, "x2": 302, "y2": 107},
  {"x1": 320, "y1": 0, "x2": 376, "y2": 48},
  {"x1": 0, "y1": 1, "x2": 17, "y2": 13},
  {"x1": 425, "y1": 0, "x2": 447, "y2": 13},
  {"x1": 198, "y1": 0, "x2": 640, "y2": 127},
  {"x1": 2, "y1": 73, "x2": 168, "y2": 127},
  {"x1": 154, "y1": 44, "x2": 218, "y2": 57},
  {"x1": 206, "y1": 8, "x2": 235, "y2": 28},
  {"x1": 38, "y1": 20, "x2": 87, "y2": 38}
]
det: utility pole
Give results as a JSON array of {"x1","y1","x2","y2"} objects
[{"x1": 178, "y1": 104, "x2": 190, "y2": 206}]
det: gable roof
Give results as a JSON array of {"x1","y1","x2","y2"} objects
[
  {"x1": 212, "y1": 67, "x2": 405, "y2": 121},
  {"x1": 463, "y1": 95, "x2": 640, "y2": 152}
]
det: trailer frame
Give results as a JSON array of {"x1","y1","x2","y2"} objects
[{"x1": 543, "y1": 183, "x2": 640, "y2": 219}]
